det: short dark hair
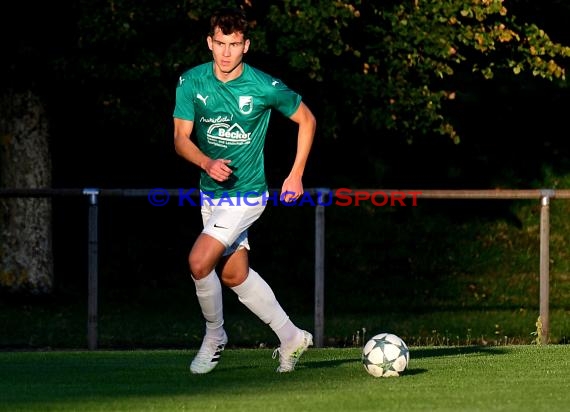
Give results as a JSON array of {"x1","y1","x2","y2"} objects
[{"x1": 209, "y1": 7, "x2": 249, "y2": 38}]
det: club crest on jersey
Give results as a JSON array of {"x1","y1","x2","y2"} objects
[{"x1": 239, "y1": 96, "x2": 253, "y2": 115}]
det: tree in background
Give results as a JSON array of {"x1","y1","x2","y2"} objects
[
  {"x1": 0, "y1": 1, "x2": 63, "y2": 294},
  {"x1": 0, "y1": 92, "x2": 53, "y2": 294},
  {"x1": 263, "y1": 0, "x2": 570, "y2": 143}
]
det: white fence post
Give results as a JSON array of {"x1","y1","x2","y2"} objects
[{"x1": 539, "y1": 190, "x2": 553, "y2": 344}]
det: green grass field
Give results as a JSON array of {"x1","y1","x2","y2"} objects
[{"x1": 1, "y1": 345, "x2": 568, "y2": 411}]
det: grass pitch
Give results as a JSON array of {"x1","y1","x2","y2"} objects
[{"x1": 1, "y1": 345, "x2": 568, "y2": 411}]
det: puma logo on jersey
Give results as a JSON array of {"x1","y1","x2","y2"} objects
[
  {"x1": 272, "y1": 80, "x2": 279, "y2": 87},
  {"x1": 197, "y1": 94, "x2": 209, "y2": 105}
]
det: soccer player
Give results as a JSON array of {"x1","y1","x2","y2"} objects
[{"x1": 172, "y1": 7, "x2": 316, "y2": 373}]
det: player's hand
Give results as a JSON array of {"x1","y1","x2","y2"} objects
[
  {"x1": 204, "y1": 159, "x2": 232, "y2": 182},
  {"x1": 280, "y1": 176, "x2": 304, "y2": 203}
]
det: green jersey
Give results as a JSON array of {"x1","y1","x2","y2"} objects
[{"x1": 173, "y1": 62, "x2": 302, "y2": 198}]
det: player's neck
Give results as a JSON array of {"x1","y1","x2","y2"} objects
[{"x1": 213, "y1": 61, "x2": 245, "y2": 83}]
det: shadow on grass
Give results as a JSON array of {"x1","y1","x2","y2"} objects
[
  {"x1": 411, "y1": 345, "x2": 509, "y2": 358},
  {"x1": 295, "y1": 347, "x2": 510, "y2": 377},
  {"x1": 304, "y1": 357, "x2": 362, "y2": 369}
]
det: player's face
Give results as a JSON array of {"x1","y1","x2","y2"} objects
[{"x1": 207, "y1": 28, "x2": 250, "y2": 79}]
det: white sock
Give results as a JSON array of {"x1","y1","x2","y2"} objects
[
  {"x1": 275, "y1": 320, "x2": 303, "y2": 348},
  {"x1": 193, "y1": 270, "x2": 224, "y2": 338},
  {"x1": 231, "y1": 268, "x2": 299, "y2": 345}
]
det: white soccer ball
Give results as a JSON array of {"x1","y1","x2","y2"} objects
[{"x1": 362, "y1": 332, "x2": 410, "y2": 377}]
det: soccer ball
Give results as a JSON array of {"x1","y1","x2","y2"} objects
[{"x1": 362, "y1": 332, "x2": 410, "y2": 377}]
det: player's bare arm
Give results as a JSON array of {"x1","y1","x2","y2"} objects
[
  {"x1": 173, "y1": 117, "x2": 233, "y2": 182},
  {"x1": 281, "y1": 101, "x2": 316, "y2": 202}
]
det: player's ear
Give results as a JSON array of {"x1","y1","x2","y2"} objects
[
  {"x1": 207, "y1": 36, "x2": 213, "y2": 51},
  {"x1": 243, "y1": 38, "x2": 250, "y2": 54}
]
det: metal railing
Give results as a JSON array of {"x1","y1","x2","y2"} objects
[{"x1": 1, "y1": 187, "x2": 567, "y2": 348}]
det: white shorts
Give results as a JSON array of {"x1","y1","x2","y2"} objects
[{"x1": 200, "y1": 192, "x2": 266, "y2": 256}]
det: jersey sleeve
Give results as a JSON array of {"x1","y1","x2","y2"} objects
[
  {"x1": 267, "y1": 80, "x2": 302, "y2": 118},
  {"x1": 173, "y1": 74, "x2": 195, "y2": 121}
]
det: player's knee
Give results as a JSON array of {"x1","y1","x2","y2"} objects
[{"x1": 188, "y1": 254, "x2": 213, "y2": 279}]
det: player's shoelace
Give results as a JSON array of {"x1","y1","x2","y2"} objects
[
  {"x1": 272, "y1": 330, "x2": 313, "y2": 373},
  {"x1": 190, "y1": 332, "x2": 228, "y2": 374}
]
